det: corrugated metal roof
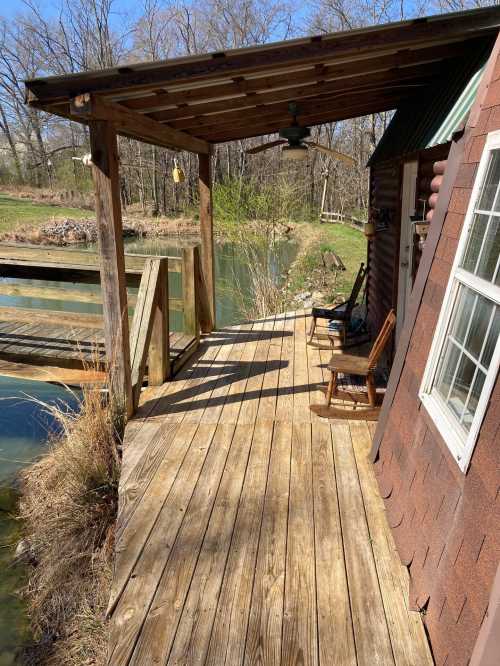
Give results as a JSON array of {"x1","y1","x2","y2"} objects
[
  {"x1": 427, "y1": 65, "x2": 485, "y2": 147},
  {"x1": 368, "y1": 42, "x2": 491, "y2": 165}
]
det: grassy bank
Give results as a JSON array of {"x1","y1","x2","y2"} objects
[
  {"x1": 286, "y1": 221, "x2": 367, "y2": 305},
  {"x1": 0, "y1": 193, "x2": 89, "y2": 234}
]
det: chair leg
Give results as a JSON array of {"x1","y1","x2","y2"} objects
[
  {"x1": 308, "y1": 316, "x2": 317, "y2": 343},
  {"x1": 325, "y1": 371, "x2": 338, "y2": 406},
  {"x1": 366, "y1": 372, "x2": 376, "y2": 406}
]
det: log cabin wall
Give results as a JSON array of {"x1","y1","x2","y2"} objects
[
  {"x1": 366, "y1": 158, "x2": 402, "y2": 350},
  {"x1": 373, "y1": 49, "x2": 500, "y2": 666},
  {"x1": 413, "y1": 143, "x2": 452, "y2": 279}
]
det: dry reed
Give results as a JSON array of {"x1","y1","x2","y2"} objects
[{"x1": 18, "y1": 382, "x2": 120, "y2": 665}]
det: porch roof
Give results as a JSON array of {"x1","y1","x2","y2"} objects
[{"x1": 25, "y1": 6, "x2": 500, "y2": 151}]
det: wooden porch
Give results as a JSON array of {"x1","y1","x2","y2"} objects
[{"x1": 108, "y1": 310, "x2": 432, "y2": 666}]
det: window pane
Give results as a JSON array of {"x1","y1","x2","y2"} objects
[
  {"x1": 464, "y1": 293, "x2": 494, "y2": 362},
  {"x1": 449, "y1": 285, "x2": 475, "y2": 345},
  {"x1": 477, "y1": 149, "x2": 500, "y2": 210},
  {"x1": 476, "y1": 216, "x2": 500, "y2": 282},
  {"x1": 435, "y1": 338, "x2": 461, "y2": 402},
  {"x1": 448, "y1": 353, "x2": 477, "y2": 420},
  {"x1": 461, "y1": 370, "x2": 486, "y2": 432},
  {"x1": 461, "y1": 214, "x2": 489, "y2": 274},
  {"x1": 482, "y1": 306, "x2": 500, "y2": 367}
]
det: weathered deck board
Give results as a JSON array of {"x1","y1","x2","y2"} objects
[
  {"x1": 109, "y1": 311, "x2": 433, "y2": 666},
  {"x1": 0, "y1": 319, "x2": 195, "y2": 386}
]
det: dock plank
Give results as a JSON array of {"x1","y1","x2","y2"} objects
[{"x1": 108, "y1": 310, "x2": 433, "y2": 666}]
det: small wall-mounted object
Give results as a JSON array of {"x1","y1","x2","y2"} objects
[
  {"x1": 411, "y1": 213, "x2": 429, "y2": 251},
  {"x1": 364, "y1": 221, "x2": 376, "y2": 240},
  {"x1": 172, "y1": 158, "x2": 185, "y2": 183}
]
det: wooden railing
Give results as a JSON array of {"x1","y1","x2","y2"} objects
[
  {"x1": 320, "y1": 211, "x2": 365, "y2": 229},
  {"x1": 0, "y1": 242, "x2": 212, "y2": 408}
]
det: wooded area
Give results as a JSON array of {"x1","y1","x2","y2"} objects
[{"x1": 0, "y1": 0, "x2": 489, "y2": 221}]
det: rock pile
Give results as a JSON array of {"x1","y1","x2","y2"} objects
[{"x1": 16, "y1": 218, "x2": 138, "y2": 245}]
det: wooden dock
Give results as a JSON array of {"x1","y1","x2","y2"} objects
[
  {"x1": 108, "y1": 310, "x2": 433, "y2": 666},
  {"x1": 0, "y1": 243, "x2": 211, "y2": 392}
]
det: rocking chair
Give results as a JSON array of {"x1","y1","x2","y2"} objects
[
  {"x1": 307, "y1": 262, "x2": 367, "y2": 349},
  {"x1": 310, "y1": 309, "x2": 396, "y2": 420}
]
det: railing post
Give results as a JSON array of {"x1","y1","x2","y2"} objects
[
  {"x1": 198, "y1": 150, "x2": 215, "y2": 329},
  {"x1": 182, "y1": 247, "x2": 199, "y2": 340},
  {"x1": 89, "y1": 119, "x2": 133, "y2": 424},
  {"x1": 148, "y1": 257, "x2": 170, "y2": 385},
  {"x1": 193, "y1": 245, "x2": 214, "y2": 334}
]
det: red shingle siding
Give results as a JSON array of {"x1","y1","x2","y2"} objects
[{"x1": 375, "y1": 69, "x2": 500, "y2": 665}]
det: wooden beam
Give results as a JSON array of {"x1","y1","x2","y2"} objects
[
  {"x1": 129, "y1": 258, "x2": 162, "y2": 408},
  {"x1": 198, "y1": 150, "x2": 215, "y2": 329},
  {"x1": 25, "y1": 8, "x2": 500, "y2": 103},
  {"x1": 182, "y1": 247, "x2": 199, "y2": 338},
  {"x1": 124, "y1": 42, "x2": 470, "y2": 113},
  {"x1": 148, "y1": 258, "x2": 171, "y2": 385},
  {"x1": 149, "y1": 60, "x2": 445, "y2": 123},
  {"x1": 193, "y1": 245, "x2": 214, "y2": 334},
  {"x1": 0, "y1": 305, "x2": 103, "y2": 329},
  {"x1": 71, "y1": 93, "x2": 209, "y2": 154},
  {"x1": 168, "y1": 84, "x2": 422, "y2": 133},
  {"x1": 90, "y1": 119, "x2": 133, "y2": 423},
  {"x1": 201, "y1": 95, "x2": 410, "y2": 143}
]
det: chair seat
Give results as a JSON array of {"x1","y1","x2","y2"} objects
[
  {"x1": 327, "y1": 353, "x2": 371, "y2": 375},
  {"x1": 311, "y1": 304, "x2": 349, "y2": 321}
]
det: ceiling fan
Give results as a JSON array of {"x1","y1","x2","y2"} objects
[{"x1": 245, "y1": 102, "x2": 356, "y2": 166}]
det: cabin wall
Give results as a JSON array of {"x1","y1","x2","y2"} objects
[
  {"x1": 366, "y1": 159, "x2": 401, "y2": 347},
  {"x1": 374, "y1": 65, "x2": 500, "y2": 665}
]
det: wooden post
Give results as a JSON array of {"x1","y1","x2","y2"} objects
[
  {"x1": 148, "y1": 258, "x2": 170, "y2": 385},
  {"x1": 182, "y1": 247, "x2": 199, "y2": 340},
  {"x1": 193, "y1": 245, "x2": 213, "y2": 333},
  {"x1": 89, "y1": 120, "x2": 133, "y2": 424},
  {"x1": 198, "y1": 149, "x2": 215, "y2": 329}
]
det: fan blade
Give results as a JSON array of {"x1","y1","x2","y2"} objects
[
  {"x1": 245, "y1": 140, "x2": 287, "y2": 155},
  {"x1": 305, "y1": 142, "x2": 356, "y2": 166}
]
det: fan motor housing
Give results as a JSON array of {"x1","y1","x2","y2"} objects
[{"x1": 279, "y1": 125, "x2": 310, "y2": 145}]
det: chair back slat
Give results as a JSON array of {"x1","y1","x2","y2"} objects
[
  {"x1": 368, "y1": 309, "x2": 396, "y2": 368},
  {"x1": 345, "y1": 262, "x2": 367, "y2": 314}
]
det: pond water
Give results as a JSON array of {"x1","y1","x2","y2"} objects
[{"x1": 0, "y1": 235, "x2": 297, "y2": 662}]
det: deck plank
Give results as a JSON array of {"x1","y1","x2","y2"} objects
[
  {"x1": 204, "y1": 420, "x2": 273, "y2": 666},
  {"x1": 331, "y1": 420, "x2": 395, "y2": 666},
  {"x1": 108, "y1": 310, "x2": 433, "y2": 666},
  {"x1": 281, "y1": 422, "x2": 318, "y2": 666},
  {"x1": 244, "y1": 421, "x2": 291, "y2": 666}
]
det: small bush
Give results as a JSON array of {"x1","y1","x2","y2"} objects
[{"x1": 19, "y1": 385, "x2": 120, "y2": 665}]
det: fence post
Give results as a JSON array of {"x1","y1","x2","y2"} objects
[
  {"x1": 182, "y1": 247, "x2": 199, "y2": 340},
  {"x1": 193, "y1": 245, "x2": 214, "y2": 334},
  {"x1": 148, "y1": 257, "x2": 170, "y2": 385}
]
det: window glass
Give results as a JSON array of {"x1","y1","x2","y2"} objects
[{"x1": 477, "y1": 149, "x2": 500, "y2": 210}]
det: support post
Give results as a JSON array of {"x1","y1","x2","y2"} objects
[
  {"x1": 182, "y1": 247, "x2": 199, "y2": 340},
  {"x1": 148, "y1": 258, "x2": 170, "y2": 385},
  {"x1": 89, "y1": 120, "x2": 133, "y2": 424},
  {"x1": 198, "y1": 149, "x2": 215, "y2": 329}
]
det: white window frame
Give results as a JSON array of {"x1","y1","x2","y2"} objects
[{"x1": 420, "y1": 129, "x2": 500, "y2": 473}]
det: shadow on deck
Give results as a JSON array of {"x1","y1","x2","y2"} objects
[{"x1": 108, "y1": 310, "x2": 433, "y2": 666}]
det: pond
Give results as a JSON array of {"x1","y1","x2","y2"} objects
[{"x1": 0, "y1": 234, "x2": 297, "y2": 662}]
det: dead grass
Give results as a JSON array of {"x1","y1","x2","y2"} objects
[{"x1": 18, "y1": 384, "x2": 120, "y2": 665}]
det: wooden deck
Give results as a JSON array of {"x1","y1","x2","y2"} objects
[
  {"x1": 108, "y1": 310, "x2": 433, "y2": 666},
  {"x1": 0, "y1": 321, "x2": 196, "y2": 385}
]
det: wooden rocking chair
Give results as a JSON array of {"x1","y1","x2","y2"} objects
[
  {"x1": 307, "y1": 262, "x2": 367, "y2": 349},
  {"x1": 310, "y1": 309, "x2": 396, "y2": 420}
]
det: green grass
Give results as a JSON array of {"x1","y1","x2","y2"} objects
[
  {"x1": 0, "y1": 193, "x2": 89, "y2": 233},
  {"x1": 319, "y1": 223, "x2": 367, "y2": 298},
  {"x1": 288, "y1": 221, "x2": 367, "y2": 303}
]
